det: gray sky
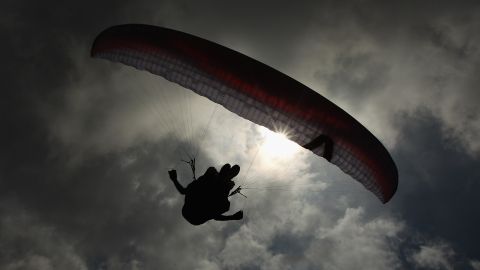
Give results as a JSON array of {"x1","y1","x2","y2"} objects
[{"x1": 2, "y1": 1, "x2": 480, "y2": 269}]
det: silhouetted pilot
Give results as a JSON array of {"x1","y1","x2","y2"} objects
[{"x1": 169, "y1": 164, "x2": 243, "y2": 225}]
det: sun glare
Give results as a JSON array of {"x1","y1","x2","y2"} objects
[{"x1": 258, "y1": 127, "x2": 300, "y2": 159}]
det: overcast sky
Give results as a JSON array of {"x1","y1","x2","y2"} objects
[{"x1": 2, "y1": 1, "x2": 480, "y2": 269}]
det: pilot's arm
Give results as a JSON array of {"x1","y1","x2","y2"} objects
[{"x1": 169, "y1": 170, "x2": 186, "y2": 195}]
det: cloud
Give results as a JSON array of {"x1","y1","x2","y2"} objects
[
  {"x1": 410, "y1": 243, "x2": 455, "y2": 270},
  {"x1": 215, "y1": 206, "x2": 406, "y2": 270},
  {"x1": 391, "y1": 111, "x2": 480, "y2": 262},
  {"x1": 306, "y1": 208, "x2": 404, "y2": 270},
  {"x1": 3, "y1": 0, "x2": 480, "y2": 269},
  {"x1": 0, "y1": 206, "x2": 88, "y2": 270},
  {"x1": 471, "y1": 260, "x2": 480, "y2": 270}
]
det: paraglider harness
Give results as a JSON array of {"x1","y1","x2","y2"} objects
[
  {"x1": 182, "y1": 158, "x2": 246, "y2": 198},
  {"x1": 182, "y1": 158, "x2": 197, "y2": 180},
  {"x1": 229, "y1": 186, "x2": 247, "y2": 198}
]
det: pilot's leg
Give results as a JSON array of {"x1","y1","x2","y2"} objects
[{"x1": 214, "y1": 211, "x2": 243, "y2": 221}]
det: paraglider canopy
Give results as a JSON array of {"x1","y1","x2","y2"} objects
[{"x1": 91, "y1": 24, "x2": 398, "y2": 203}]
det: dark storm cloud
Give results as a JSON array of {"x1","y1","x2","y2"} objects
[
  {"x1": 0, "y1": 136, "x2": 226, "y2": 269},
  {"x1": 160, "y1": 0, "x2": 320, "y2": 68},
  {"x1": 1, "y1": 139, "x2": 169, "y2": 267},
  {"x1": 0, "y1": 1, "x2": 206, "y2": 268},
  {"x1": 226, "y1": 1, "x2": 480, "y2": 268},
  {"x1": 3, "y1": 0, "x2": 480, "y2": 269},
  {"x1": 307, "y1": 2, "x2": 480, "y2": 101},
  {"x1": 391, "y1": 110, "x2": 480, "y2": 259}
]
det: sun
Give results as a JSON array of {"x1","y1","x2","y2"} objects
[{"x1": 258, "y1": 126, "x2": 300, "y2": 159}]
